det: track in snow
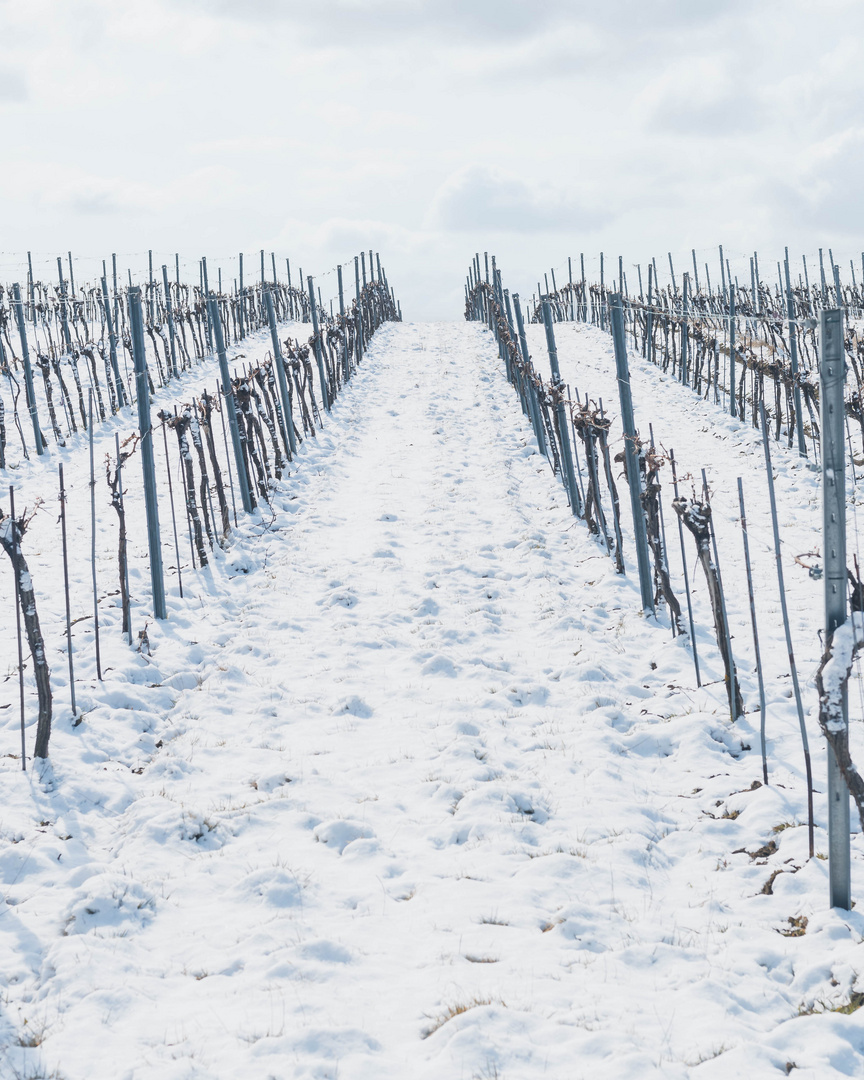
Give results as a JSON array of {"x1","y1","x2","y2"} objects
[{"x1": 1, "y1": 321, "x2": 863, "y2": 1080}]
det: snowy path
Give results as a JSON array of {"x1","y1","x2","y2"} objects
[{"x1": 2, "y1": 322, "x2": 864, "y2": 1079}]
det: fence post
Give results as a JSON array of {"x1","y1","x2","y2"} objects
[
  {"x1": 541, "y1": 300, "x2": 581, "y2": 517},
  {"x1": 264, "y1": 286, "x2": 297, "y2": 457},
  {"x1": 610, "y1": 293, "x2": 655, "y2": 615},
  {"x1": 11, "y1": 283, "x2": 44, "y2": 454},
  {"x1": 208, "y1": 294, "x2": 254, "y2": 514},
  {"x1": 128, "y1": 287, "x2": 167, "y2": 619},
  {"x1": 307, "y1": 276, "x2": 331, "y2": 412},
  {"x1": 821, "y1": 308, "x2": 851, "y2": 909}
]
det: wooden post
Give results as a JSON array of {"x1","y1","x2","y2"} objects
[{"x1": 128, "y1": 287, "x2": 167, "y2": 619}]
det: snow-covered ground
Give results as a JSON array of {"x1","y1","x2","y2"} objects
[{"x1": 2, "y1": 318, "x2": 864, "y2": 1079}]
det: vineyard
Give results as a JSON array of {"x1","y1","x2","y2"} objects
[{"x1": 1, "y1": 246, "x2": 864, "y2": 1079}]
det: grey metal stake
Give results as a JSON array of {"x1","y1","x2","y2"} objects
[
  {"x1": 729, "y1": 285, "x2": 737, "y2": 418},
  {"x1": 541, "y1": 300, "x2": 581, "y2": 517},
  {"x1": 337, "y1": 264, "x2": 349, "y2": 382},
  {"x1": 681, "y1": 272, "x2": 689, "y2": 386},
  {"x1": 354, "y1": 256, "x2": 364, "y2": 363},
  {"x1": 784, "y1": 251, "x2": 807, "y2": 456},
  {"x1": 760, "y1": 400, "x2": 815, "y2": 858},
  {"x1": 88, "y1": 390, "x2": 103, "y2": 676},
  {"x1": 128, "y1": 287, "x2": 167, "y2": 619},
  {"x1": 58, "y1": 464, "x2": 76, "y2": 715},
  {"x1": 160, "y1": 418, "x2": 184, "y2": 598},
  {"x1": 737, "y1": 476, "x2": 768, "y2": 784},
  {"x1": 202, "y1": 257, "x2": 213, "y2": 355},
  {"x1": 670, "y1": 450, "x2": 700, "y2": 685},
  {"x1": 11, "y1": 283, "x2": 44, "y2": 453},
  {"x1": 162, "y1": 265, "x2": 179, "y2": 378},
  {"x1": 100, "y1": 275, "x2": 126, "y2": 406},
  {"x1": 308, "y1": 276, "x2": 330, "y2": 412},
  {"x1": 820, "y1": 309, "x2": 851, "y2": 908},
  {"x1": 610, "y1": 294, "x2": 654, "y2": 614},
  {"x1": 513, "y1": 293, "x2": 547, "y2": 458},
  {"x1": 208, "y1": 295, "x2": 254, "y2": 514},
  {"x1": 9, "y1": 486, "x2": 25, "y2": 769},
  {"x1": 264, "y1": 287, "x2": 297, "y2": 457},
  {"x1": 115, "y1": 431, "x2": 132, "y2": 643},
  {"x1": 238, "y1": 253, "x2": 245, "y2": 339}
]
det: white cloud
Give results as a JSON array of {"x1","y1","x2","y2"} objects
[{"x1": 426, "y1": 166, "x2": 606, "y2": 234}]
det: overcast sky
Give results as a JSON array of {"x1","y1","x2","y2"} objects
[{"x1": 1, "y1": 0, "x2": 862, "y2": 319}]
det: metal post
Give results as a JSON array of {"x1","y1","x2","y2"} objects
[
  {"x1": 307, "y1": 276, "x2": 330, "y2": 412},
  {"x1": 354, "y1": 256, "x2": 364, "y2": 363},
  {"x1": 681, "y1": 272, "x2": 689, "y2": 386},
  {"x1": 101, "y1": 274, "x2": 126, "y2": 406},
  {"x1": 737, "y1": 477, "x2": 768, "y2": 784},
  {"x1": 821, "y1": 308, "x2": 851, "y2": 908},
  {"x1": 128, "y1": 288, "x2": 167, "y2": 618},
  {"x1": 513, "y1": 293, "x2": 547, "y2": 457},
  {"x1": 760, "y1": 401, "x2": 815, "y2": 856},
  {"x1": 56, "y1": 257, "x2": 73, "y2": 352},
  {"x1": 784, "y1": 250, "x2": 807, "y2": 456},
  {"x1": 238, "y1": 253, "x2": 245, "y2": 339},
  {"x1": 646, "y1": 264, "x2": 654, "y2": 365},
  {"x1": 11, "y1": 283, "x2": 43, "y2": 454},
  {"x1": 610, "y1": 294, "x2": 654, "y2": 614},
  {"x1": 264, "y1": 287, "x2": 296, "y2": 457},
  {"x1": 58, "y1": 464, "x2": 76, "y2": 715},
  {"x1": 729, "y1": 285, "x2": 737, "y2": 418},
  {"x1": 337, "y1": 264, "x2": 349, "y2": 381},
  {"x1": 162, "y1": 265, "x2": 179, "y2": 378},
  {"x1": 541, "y1": 300, "x2": 581, "y2": 516},
  {"x1": 202, "y1": 257, "x2": 213, "y2": 354},
  {"x1": 208, "y1": 295, "x2": 254, "y2": 514}
]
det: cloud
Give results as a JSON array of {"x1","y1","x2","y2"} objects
[
  {"x1": 426, "y1": 166, "x2": 606, "y2": 233},
  {"x1": 635, "y1": 54, "x2": 767, "y2": 136},
  {"x1": 771, "y1": 128, "x2": 864, "y2": 235},
  {"x1": 169, "y1": 0, "x2": 577, "y2": 44},
  {"x1": 0, "y1": 68, "x2": 27, "y2": 102}
]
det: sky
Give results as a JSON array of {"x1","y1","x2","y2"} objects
[{"x1": 1, "y1": 0, "x2": 863, "y2": 320}]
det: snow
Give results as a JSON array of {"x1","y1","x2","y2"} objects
[{"x1": 1, "y1": 317, "x2": 864, "y2": 1078}]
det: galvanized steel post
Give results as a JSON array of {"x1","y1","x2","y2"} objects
[
  {"x1": 264, "y1": 287, "x2": 297, "y2": 458},
  {"x1": 208, "y1": 294, "x2": 254, "y2": 514},
  {"x1": 610, "y1": 294, "x2": 655, "y2": 615},
  {"x1": 541, "y1": 300, "x2": 581, "y2": 517},
  {"x1": 785, "y1": 251, "x2": 807, "y2": 456},
  {"x1": 128, "y1": 287, "x2": 166, "y2": 619},
  {"x1": 307, "y1": 276, "x2": 331, "y2": 412},
  {"x1": 11, "y1": 283, "x2": 43, "y2": 454},
  {"x1": 162, "y1": 265, "x2": 179, "y2": 379},
  {"x1": 101, "y1": 274, "x2": 126, "y2": 406},
  {"x1": 729, "y1": 285, "x2": 737, "y2": 418},
  {"x1": 821, "y1": 308, "x2": 851, "y2": 909}
]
